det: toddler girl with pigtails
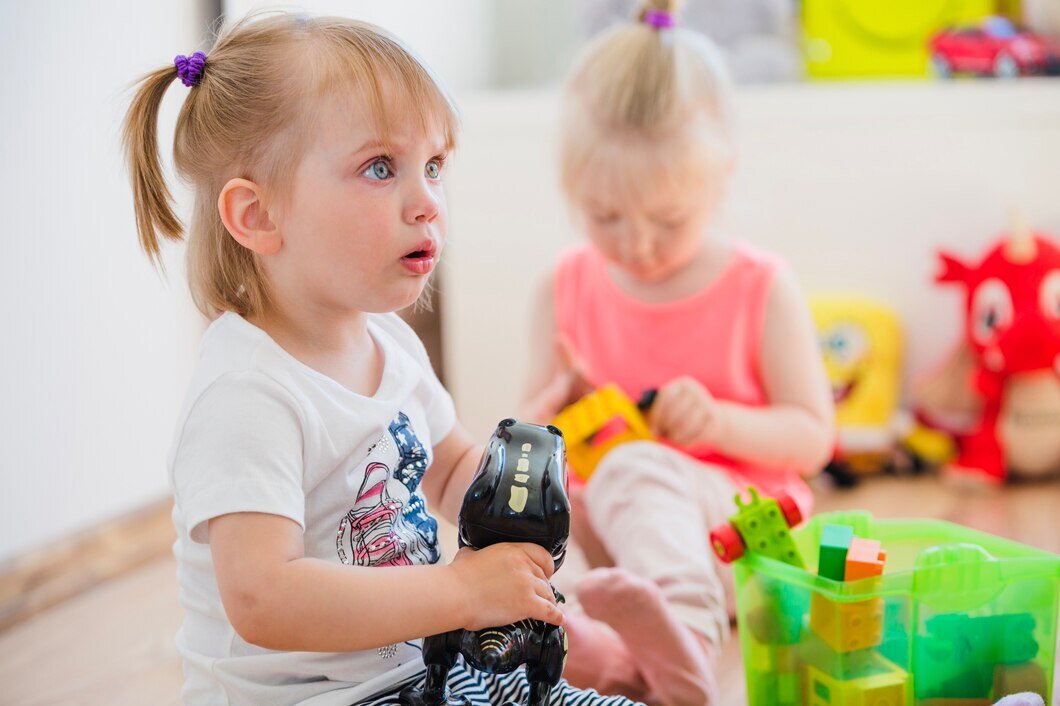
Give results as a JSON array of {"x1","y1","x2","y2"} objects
[
  {"x1": 123, "y1": 12, "x2": 641, "y2": 706},
  {"x1": 520, "y1": 1, "x2": 835, "y2": 704}
]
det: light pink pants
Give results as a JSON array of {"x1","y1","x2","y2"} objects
[{"x1": 561, "y1": 440, "x2": 739, "y2": 648}]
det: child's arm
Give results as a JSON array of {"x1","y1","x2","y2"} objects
[
  {"x1": 208, "y1": 510, "x2": 562, "y2": 653},
  {"x1": 517, "y1": 276, "x2": 593, "y2": 424},
  {"x1": 652, "y1": 268, "x2": 834, "y2": 473},
  {"x1": 419, "y1": 422, "x2": 483, "y2": 525}
]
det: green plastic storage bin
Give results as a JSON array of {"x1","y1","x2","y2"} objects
[{"x1": 734, "y1": 511, "x2": 1060, "y2": 705}]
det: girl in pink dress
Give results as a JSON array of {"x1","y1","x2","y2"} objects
[{"x1": 519, "y1": 2, "x2": 834, "y2": 703}]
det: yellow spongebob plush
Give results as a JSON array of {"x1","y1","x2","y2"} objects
[{"x1": 811, "y1": 296, "x2": 947, "y2": 483}]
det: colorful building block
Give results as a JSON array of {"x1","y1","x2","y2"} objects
[
  {"x1": 926, "y1": 613, "x2": 1038, "y2": 665},
  {"x1": 710, "y1": 487, "x2": 804, "y2": 567},
  {"x1": 550, "y1": 384, "x2": 653, "y2": 480},
  {"x1": 844, "y1": 536, "x2": 887, "y2": 581},
  {"x1": 799, "y1": 631, "x2": 877, "y2": 680},
  {"x1": 818, "y1": 523, "x2": 855, "y2": 581},
  {"x1": 804, "y1": 652, "x2": 907, "y2": 706},
  {"x1": 810, "y1": 593, "x2": 884, "y2": 653}
]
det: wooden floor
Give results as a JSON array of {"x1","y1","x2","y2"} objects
[{"x1": 0, "y1": 475, "x2": 1057, "y2": 705}]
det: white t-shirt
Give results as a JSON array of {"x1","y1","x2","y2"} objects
[{"x1": 169, "y1": 312, "x2": 456, "y2": 706}]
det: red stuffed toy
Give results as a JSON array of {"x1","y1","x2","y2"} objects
[{"x1": 915, "y1": 220, "x2": 1060, "y2": 484}]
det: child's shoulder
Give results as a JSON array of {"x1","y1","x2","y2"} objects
[{"x1": 730, "y1": 240, "x2": 787, "y2": 275}]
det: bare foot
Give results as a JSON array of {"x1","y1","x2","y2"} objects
[
  {"x1": 561, "y1": 606, "x2": 651, "y2": 702},
  {"x1": 577, "y1": 567, "x2": 719, "y2": 706}
]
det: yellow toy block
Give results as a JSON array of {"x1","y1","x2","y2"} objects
[
  {"x1": 810, "y1": 592, "x2": 884, "y2": 653},
  {"x1": 804, "y1": 652, "x2": 907, "y2": 706},
  {"x1": 550, "y1": 384, "x2": 654, "y2": 481}
]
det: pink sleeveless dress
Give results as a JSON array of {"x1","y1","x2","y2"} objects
[{"x1": 553, "y1": 242, "x2": 813, "y2": 513}]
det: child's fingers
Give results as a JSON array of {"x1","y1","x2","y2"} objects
[
  {"x1": 555, "y1": 336, "x2": 592, "y2": 384},
  {"x1": 519, "y1": 543, "x2": 556, "y2": 579},
  {"x1": 531, "y1": 595, "x2": 565, "y2": 626},
  {"x1": 533, "y1": 576, "x2": 558, "y2": 605}
]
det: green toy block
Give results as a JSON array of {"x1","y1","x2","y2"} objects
[
  {"x1": 818, "y1": 523, "x2": 854, "y2": 581},
  {"x1": 927, "y1": 613, "x2": 1038, "y2": 665},
  {"x1": 730, "y1": 487, "x2": 805, "y2": 568},
  {"x1": 914, "y1": 613, "x2": 1039, "y2": 699}
]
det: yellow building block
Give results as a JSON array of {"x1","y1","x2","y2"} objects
[
  {"x1": 550, "y1": 384, "x2": 653, "y2": 480},
  {"x1": 810, "y1": 592, "x2": 884, "y2": 653},
  {"x1": 804, "y1": 653, "x2": 907, "y2": 706}
]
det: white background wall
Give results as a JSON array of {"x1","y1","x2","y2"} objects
[{"x1": 0, "y1": 2, "x2": 208, "y2": 563}]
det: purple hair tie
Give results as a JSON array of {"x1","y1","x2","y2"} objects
[
  {"x1": 642, "y1": 9, "x2": 676, "y2": 29},
  {"x1": 174, "y1": 51, "x2": 206, "y2": 87}
]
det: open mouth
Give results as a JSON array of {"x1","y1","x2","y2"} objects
[
  {"x1": 832, "y1": 380, "x2": 857, "y2": 405},
  {"x1": 401, "y1": 240, "x2": 437, "y2": 275}
]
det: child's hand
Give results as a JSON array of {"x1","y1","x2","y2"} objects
[
  {"x1": 518, "y1": 336, "x2": 594, "y2": 423},
  {"x1": 649, "y1": 376, "x2": 726, "y2": 448},
  {"x1": 519, "y1": 369, "x2": 582, "y2": 424},
  {"x1": 447, "y1": 543, "x2": 563, "y2": 630}
]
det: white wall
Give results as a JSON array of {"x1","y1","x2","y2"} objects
[
  {"x1": 224, "y1": 1, "x2": 495, "y2": 91},
  {"x1": 0, "y1": 3, "x2": 206, "y2": 563},
  {"x1": 442, "y1": 81, "x2": 1060, "y2": 439}
]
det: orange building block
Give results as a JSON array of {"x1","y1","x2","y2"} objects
[
  {"x1": 809, "y1": 592, "x2": 884, "y2": 653},
  {"x1": 844, "y1": 536, "x2": 887, "y2": 581}
]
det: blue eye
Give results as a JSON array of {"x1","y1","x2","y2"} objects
[
  {"x1": 363, "y1": 159, "x2": 393, "y2": 180},
  {"x1": 425, "y1": 160, "x2": 442, "y2": 180}
]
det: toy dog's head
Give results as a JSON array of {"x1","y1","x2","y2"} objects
[
  {"x1": 459, "y1": 419, "x2": 571, "y2": 569},
  {"x1": 937, "y1": 231, "x2": 1060, "y2": 377}
]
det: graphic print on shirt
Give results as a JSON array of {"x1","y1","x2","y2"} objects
[
  {"x1": 335, "y1": 413, "x2": 439, "y2": 568},
  {"x1": 388, "y1": 412, "x2": 439, "y2": 559}
]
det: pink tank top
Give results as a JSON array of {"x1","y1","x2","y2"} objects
[{"x1": 554, "y1": 242, "x2": 812, "y2": 512}]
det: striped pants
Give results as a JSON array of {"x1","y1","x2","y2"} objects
[{"x1": 358, "y1": 657, "x2": 642, "y2": 705}]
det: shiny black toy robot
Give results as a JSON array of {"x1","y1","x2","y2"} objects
[{"x1": 400, "y1": 419, "x2": 571, "y2": 706}]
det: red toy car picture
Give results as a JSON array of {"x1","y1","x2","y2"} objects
[{"x1": 929, "y1": 16, "x2": 1060, "y2": 78}]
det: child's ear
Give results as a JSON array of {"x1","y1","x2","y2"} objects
[{"x1": 217, "y1": 178, "x2": 281, "y2": 256}]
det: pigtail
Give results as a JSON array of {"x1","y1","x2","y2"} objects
[
  {"x1": 636, "y1": 0, "x2": 683, "y2": 23},
  {"x1": 122, "y1": 65, "x2": 184, "y2": 268}
]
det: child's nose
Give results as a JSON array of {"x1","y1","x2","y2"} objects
[
  {"x1": 404, "y1": 180, "x2": 441, "y2": 225},
  {"x1": 625, "y1": 228, "x2": 654, "y2": 263}
]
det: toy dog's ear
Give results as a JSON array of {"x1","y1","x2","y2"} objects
[{"x1": 936, "y1": 252, "x2": 971, "y2": 285}]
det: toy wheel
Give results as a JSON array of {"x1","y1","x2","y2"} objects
[
  {"x1": 929, "y1": 53, "x2": 952, "y2": 78},
  {"x1": 775, "y1": 492, "x2": 803, "y2": 528},
  {"x1": 709, "y1": 523, "x2": 744, "y2": 563},
  {"x1": 993, "y1": 52, "x2": 1019, "y2": 79}
]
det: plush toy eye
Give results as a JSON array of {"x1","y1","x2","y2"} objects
[
  {"x1": 1041, "y1": 270, "x2": 1060, "y2": 320},
  {"x1": 822, "y1": 323, "x2": 868, "y2": 366},
  {"x1": 971, "y1": 278, "x2": 1013, "y2": 343}
]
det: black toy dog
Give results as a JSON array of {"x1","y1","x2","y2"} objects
[{"x1": 400, "y1": 419, "x2": 571, "y2": 706}]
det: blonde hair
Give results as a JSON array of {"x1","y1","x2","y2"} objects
[
  {"x1": 122, "y1": 12, "x2": 458, "y2": 318},
  {"x1": 560, "y1": 0, "x2": 732, "y2": 195}
]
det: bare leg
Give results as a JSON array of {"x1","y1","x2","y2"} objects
[{"x1": 578, "y1": 568, "x2": 718, "y2": 706}]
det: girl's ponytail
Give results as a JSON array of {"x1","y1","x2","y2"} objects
[{"x1": 122, "y1": 65, "x2": 184, "y2": 268}]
